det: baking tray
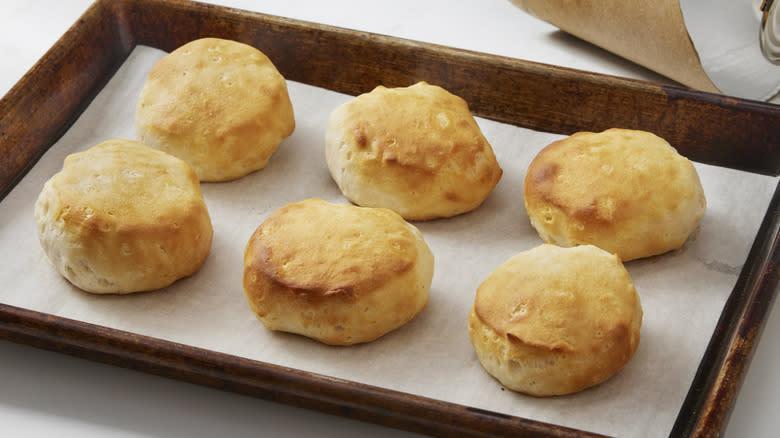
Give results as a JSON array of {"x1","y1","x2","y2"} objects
[{"x1": 0, "y1": 0, "x2": 778, "y2": 437}]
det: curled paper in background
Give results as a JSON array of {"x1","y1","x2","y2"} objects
[{"x1": 511, "y1": 0, "x2": 780, "y2": 101}]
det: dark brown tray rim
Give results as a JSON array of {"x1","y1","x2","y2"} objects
[{"x1": 0, "y1": 1, "x2": 778, "y2": 437}]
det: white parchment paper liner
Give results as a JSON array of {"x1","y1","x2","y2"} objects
[{"x1": 0, "y1": 46, "x2": 777, "y2": 437}]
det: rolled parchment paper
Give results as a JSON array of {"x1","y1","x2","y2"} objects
[{"x1": 511, "y1": 0, "x2": 780, "y2": 100}]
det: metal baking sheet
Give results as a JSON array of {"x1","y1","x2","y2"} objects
[{"x1": 0, "y1": 1, "x2": 778, "y2": 437}]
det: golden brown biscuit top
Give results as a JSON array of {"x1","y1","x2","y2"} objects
[
  {"x1": 137, "y1": 38, "x2": 291, "y2": 139},
  {"x1": 340, "y1": 82, "x2": 491, "y2": 174},
  {"x1": 244, "y1": 199, "x2": 418, "y2": 297},
  {"x1": 50, "y1": 139, "x2": 204, "y2": 229},
  {"x1": 525, "y1": 128, "x2": 700, "y2": 225},
  {"x1": 474, "y1": 244, "x2": 639, "y2": 353}
]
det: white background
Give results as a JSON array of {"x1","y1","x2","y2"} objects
[{"x1": 1, "y1": 1, "x2": 778, "y2": 437}]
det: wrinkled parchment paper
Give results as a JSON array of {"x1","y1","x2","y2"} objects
[
  {"x1": 0, "y1": 46, "x2": 777, "y2": 437},
  {"x1": 511, "y1": 0, "x2": 780, "y2": 101}
]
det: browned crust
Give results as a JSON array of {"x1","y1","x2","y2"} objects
[
  {"x1": 343, "y1": 84, "x2": 487, "y2": 173},
  {"x1": 140, "y1": 38, "x2": 292, "y2": 137},
  {"x1": 135, "y1": 37, "x2": 295, "y2": 181},
  {"x1": 523, "y1": 128, "x2": 706, "y2": 260},
  {"x1": 36, "y1": 139, "x2": 213, "y2": 293},
  {"x1": 325, "y1": 82, "x2": 503, "y2": 220},
  {"x1": 243, "y1": 199, "x2": 417, "y2": 298},
  {"x1": 474, "y1": 244, "x2": 641, "y2": 363}
]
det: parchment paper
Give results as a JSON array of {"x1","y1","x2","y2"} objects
[
  {"x1": 0, "y1": 46, "x2": 777, "y2": 438},
  {"x1": 511, "y1": 0, "x2": 780, "y2": 101}
]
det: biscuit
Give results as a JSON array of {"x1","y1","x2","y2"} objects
[
  {"x1": 34, "y1": 139, "x2": 213, "y2": 294},
  {"x1": 468, "y1": 244, "x2": 642, "y2": 396},
  {"x1": 136, "y1": 38, "x2": 295, "y2": 182},
  {"x1": 524, "y1": 128, "x2": 706, "y2": 261},
  {"x1": 243, "y1": 198, "x2": 434, "y2": 346},
  {"x1": 325, "y1": 81, "x2": 502, "y2": 220}
]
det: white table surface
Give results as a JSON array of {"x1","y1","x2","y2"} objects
[{"x1": 1, "y1": 1, "x2": 778, "y2": 437}]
